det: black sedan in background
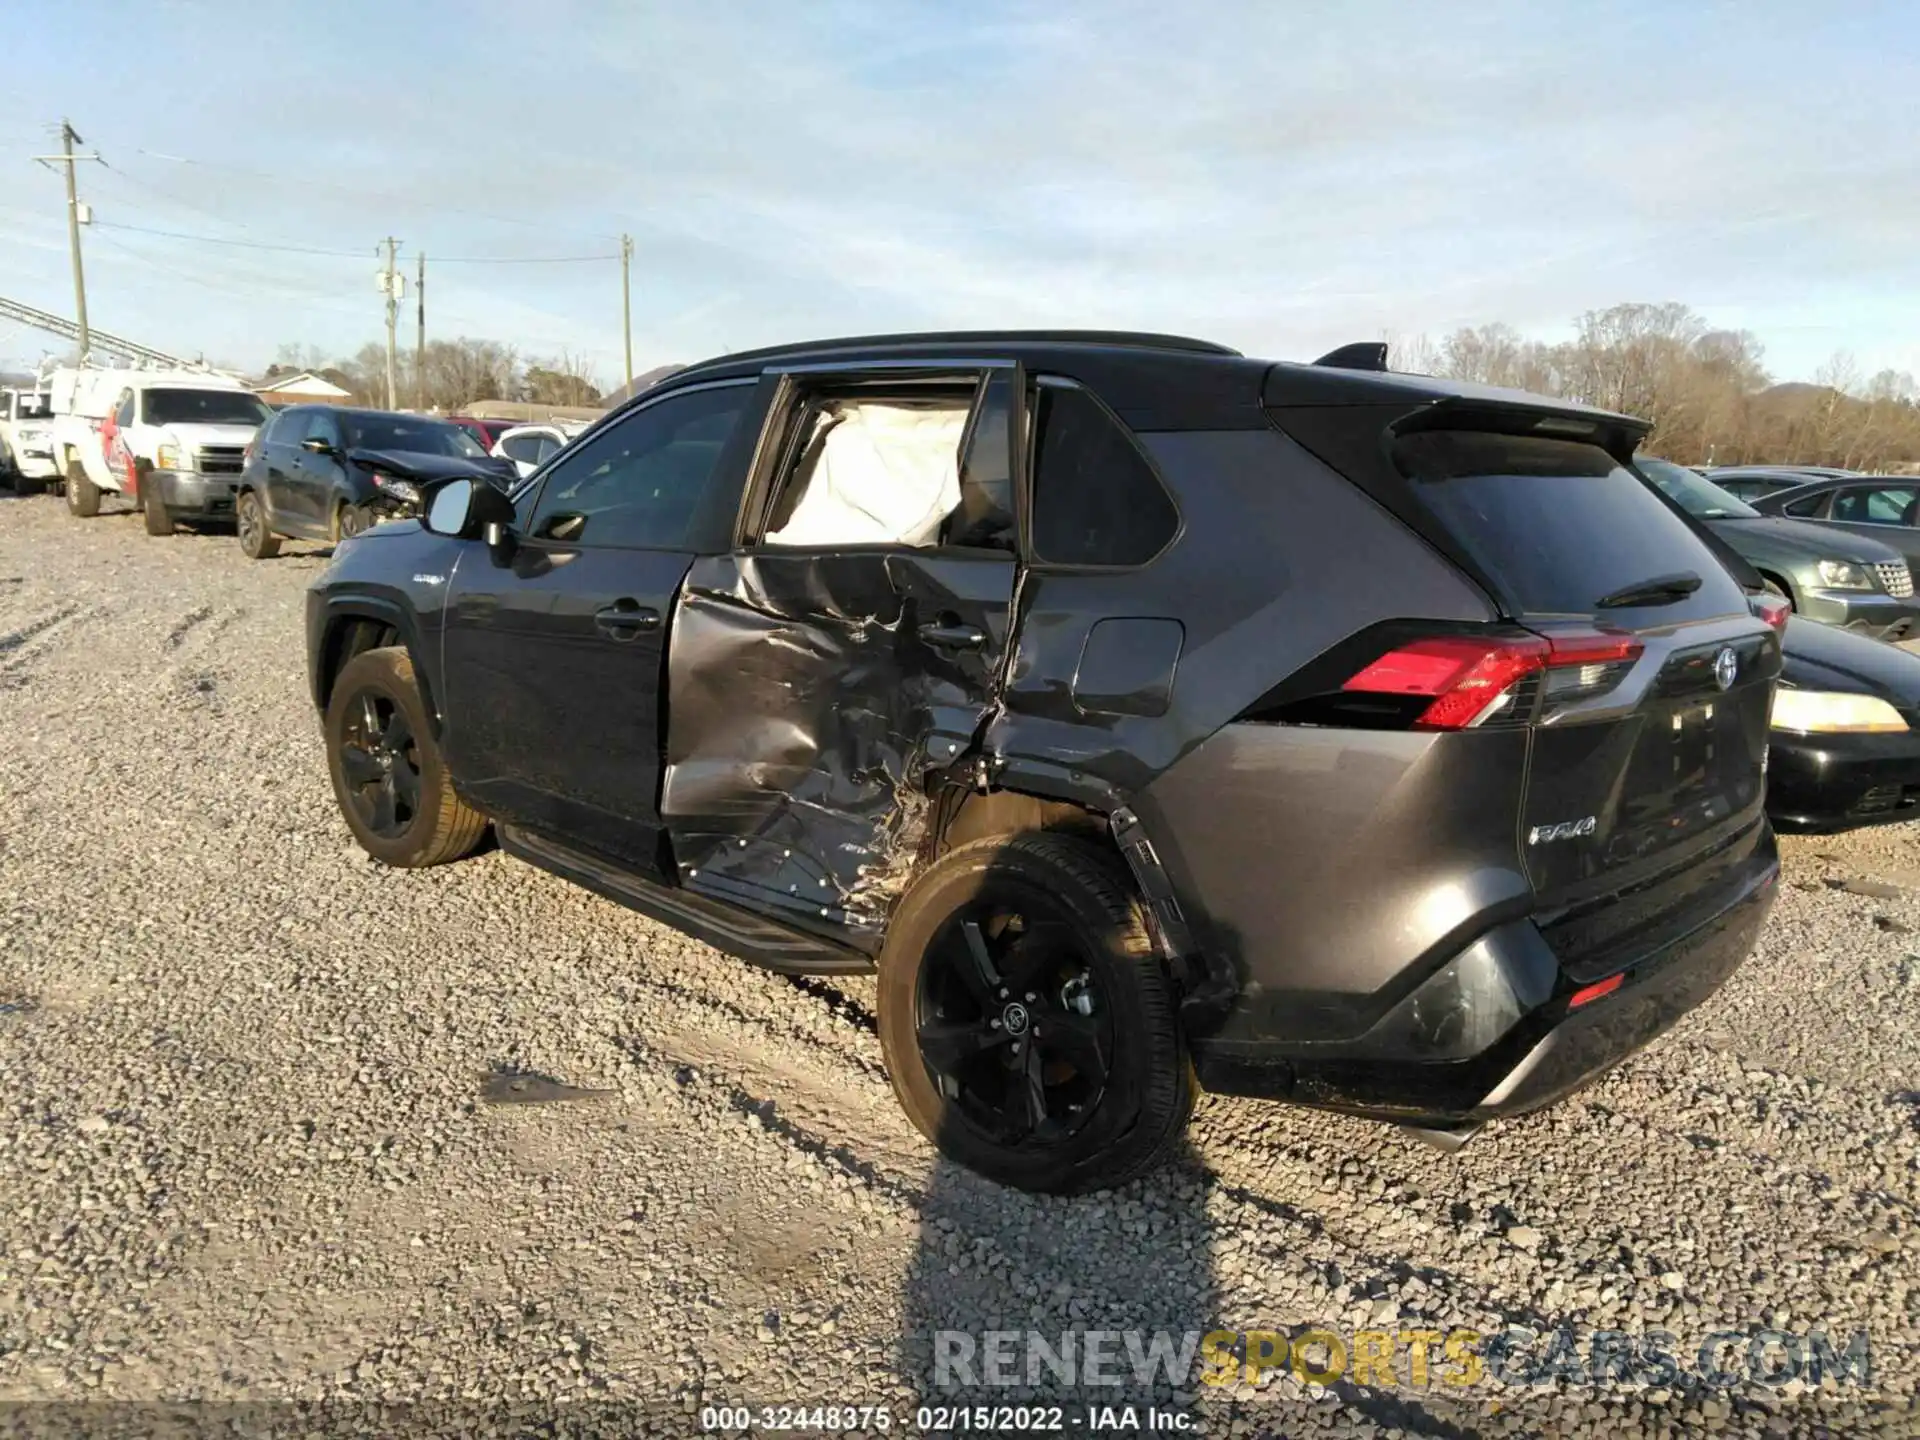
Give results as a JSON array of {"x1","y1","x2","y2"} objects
[
  {"x1": 235, "y1": 406, "x2": 516, "y2": 560},
  {"x1": 1771, "y1": 617, "x2": 1920, "y2": 830}
]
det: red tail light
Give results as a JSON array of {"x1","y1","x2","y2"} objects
[
  {"x1": 1343, "y1": 629, "x2": 1644, "y2": 731},
  {"x1": 1751, "y1": 593, "x2": 1790, "y2": 634},
  {"x1": 1569, "y1": 973, "x2": 1624, "y2": 1008}
]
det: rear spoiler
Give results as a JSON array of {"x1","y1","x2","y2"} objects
[{"x1": 1311, "y1": 342, "x2": 1389, "y2": 372}]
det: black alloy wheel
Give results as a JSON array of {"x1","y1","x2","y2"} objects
[
  {"x1": 336, "y1": 688, "x2": 422, "y2": 840},
  {"x1": 915, "y1": 900, "x2": 1115, "y2": 1146},
  {"x1": 877, "y1": 832, "x2": 1192, "y2": 1193}
]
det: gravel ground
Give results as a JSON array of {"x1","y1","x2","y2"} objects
[{"x1": 0, "y1": 490, "x2": 1915, "y2": 1439}]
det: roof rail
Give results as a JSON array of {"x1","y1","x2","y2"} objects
[
  {"x1": 679, "y1": 329, "x2": 1241, "y2": 373},
  {"x1": 1312, "y1": 342, "x2": 1390, "y2": 372}
]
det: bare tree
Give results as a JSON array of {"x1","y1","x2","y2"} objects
[
  {"x1": 1423, "y1": 306, "x2": 1920, "y2": 472},
  {"x1": 523, "y1": 350, "x2": 601, "y2": 407}
]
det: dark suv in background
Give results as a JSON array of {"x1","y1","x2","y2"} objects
[
  {"x1": 305, "y1": 332, "x2": 1781, "y2": 1193},
  {"x1": 236, "y1": 406, "x2": 514, "y2": 558}
]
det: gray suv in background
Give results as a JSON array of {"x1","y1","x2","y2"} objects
[
  {"x1": 305, "y1": 332, "x2": 1781, "y2": 1193},
  {"x1": 1638, "y1": 458, "x2": 1918, "y2": 640}
]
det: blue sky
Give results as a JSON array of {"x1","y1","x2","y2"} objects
[{"x1": 1, "y1": 0, "x2": 1915, "y2": 389}]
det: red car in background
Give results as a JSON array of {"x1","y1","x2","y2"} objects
[{"x1": 447, "y1": 417, "x2": 517, "y2": 450}]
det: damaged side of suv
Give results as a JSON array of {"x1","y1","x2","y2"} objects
[{"x1": 307, "y1": 332, "x2": 1780, "y2": 1194}]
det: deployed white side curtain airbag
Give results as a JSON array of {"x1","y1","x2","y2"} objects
[{"x1": 765, "y1": 401, "x2": 968, "y2": 547}]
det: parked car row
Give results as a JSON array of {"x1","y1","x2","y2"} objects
[{"x1": 3, "y1": 367, "x2": 524, "y2": 545}]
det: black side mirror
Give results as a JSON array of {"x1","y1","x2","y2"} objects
[{"x1": 425, "y1": 476, "x2": 517, "y2": 544}]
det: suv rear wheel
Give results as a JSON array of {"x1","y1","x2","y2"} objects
[
  {"x1": 65, "y1": 460, "x2": 100, "y2": 518},
  {"x1": 324, "y1": 647, "x2": 488, "y2": 867},
  {"x1": 877, "y1": 832, "x2": 1194, "y2": 1194},
  {"x1": 236, "y1": 490, "x2": 280, "y2": 559}
]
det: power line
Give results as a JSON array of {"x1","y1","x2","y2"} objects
[
  {"x1": 91, "y1": 220, "x2": 618, "y2": 265},
  {"x1": 432, "y1": 252, "x2": 621, "y2": 264},
  {"x1": 131, "y1": 146, "x2": 623, "y2": 243},
  {"x1": 92, "y1": 220, "x2": 365, "y2": 258}
]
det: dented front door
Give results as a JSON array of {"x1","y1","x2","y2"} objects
[
  {"x1": 662, "y1": 549, "x2": 1015, "y2": 944},
  {"x1": 659, "y1": 364, "x2": 1023, "y2": 946}
]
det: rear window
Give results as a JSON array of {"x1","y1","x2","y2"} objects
[{"x1": 1395, "y1": 431, "x2": 1749, "y2": 619}]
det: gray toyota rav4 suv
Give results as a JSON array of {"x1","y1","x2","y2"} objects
[{"x1": 305, "y1": 332, "x2": 1781, "y2": 1193}]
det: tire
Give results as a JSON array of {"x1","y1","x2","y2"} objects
[
  {"x1": 65, "y1": 459, "x2": 100, "y2": 518},
  {"x1": 324, "y1": 646, "x2": 488, "y2": 868},
  {"x1": 337, "y1": 502, "x2": 372, "y2": 540},
  {"x1": 236, "y1": 489, "x2": 280, "y2": 559},
  {"x1": 142, "y1": 480, "x2": 174, "y2": 536},
  {"x1": 877, "y1": 832, "x2": 1195, "y2": 1194}
]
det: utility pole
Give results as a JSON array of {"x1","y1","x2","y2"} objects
[
  {"x1": 33, "y1": 120, "x2": 102, "y2": 361},
  {"x1": 415, "y1": 251, "x2": 426, "y2": 411},
  {"x1": 379, "y1": 236, "x2": 401, "y2": 410},
  {"x1": 620, "y1": 233, "x2": 634, "y2": 389}
]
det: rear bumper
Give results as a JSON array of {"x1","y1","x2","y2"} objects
[
  {"x1": 152, "y1": 470, "x2": 240, "y2": 519},
  {"x1": 1797, "y1": 589, "x2": 1920, "y2": 641},
  {"x1": 1191, "y1": 831, "x2": 1778, "y2": 1127},
  {"x1": 1768, "y1": 727, "x2": 1920, "y2": 831}
]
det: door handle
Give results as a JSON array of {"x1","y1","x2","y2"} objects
[
  {"x1": 594, "y1": 600, "x2": 661, "y2": 640},
  {"x1": 918, "y1": 619, "x2": 988, "y2": 652}
]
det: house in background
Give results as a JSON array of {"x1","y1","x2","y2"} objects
[{"x1": 250, "y1": 371, "x2": 351, "y2": 408}]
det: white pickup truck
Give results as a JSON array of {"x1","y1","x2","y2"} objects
[
  {"x1": 0, "y1": 387, "x2": 58, "y2": 495},
  {"x1": 47, "y1": 367, "x2": 274, "y2": 534}
]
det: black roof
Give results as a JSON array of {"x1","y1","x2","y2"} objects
[
  {"x1": 647, "y1": 329, "x2": 1647, "y2": 439},
  {"x1": 284, "y1": 405, "x2": 464, "y2": 424}
]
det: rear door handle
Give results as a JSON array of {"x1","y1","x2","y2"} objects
[
  {"x1": 594, "y1": 599, "x2": 661, "y2": 640},
  {"x1": 918, "y1": 620, "x2": 987, "y2": 651}
]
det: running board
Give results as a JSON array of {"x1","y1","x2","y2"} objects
[
  {"x1": 499, "y1": 825, "x2": 875, "y2": 976},
  {"x1": 1401, "y1": 1123, "x2": 1483, "y2": 1154}
]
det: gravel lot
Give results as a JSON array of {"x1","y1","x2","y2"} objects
[{"x1": 0, "y1": 490, "x2": 1916, "y2": 1438}]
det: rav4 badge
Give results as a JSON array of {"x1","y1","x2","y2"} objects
[{"x1": 1529, "y1": 816, "x2": 1598, "y2": 845}]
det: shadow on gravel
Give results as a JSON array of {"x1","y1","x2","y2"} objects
[{"x1": 899, "y1": 1142, "x2": 1220, "y2": 1425}]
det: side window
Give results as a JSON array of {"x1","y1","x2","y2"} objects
[
  {"x1": 1866, "y1": 487, "x2": 1918, "y2": 524},
  {"x1": 1029, "y1": 382, "x2": 1178, "y2": 567},
  {"x1": 501, "y1": 433, "x2": 548, "y2": 465},
  {"x1": 526, "y1": 385, "x2": 749, "y2": 549},
  {"x1": 1783, "y1": 490, "x2": 1829, "y2": 519},
  {"x1": 301, "y1": 410, "x2": 338, "y2": 448},
  {"x1": 114, "y1": 391, "x2": 134, "y2": 427},
  {"x1": 756, "y1": 372, "x2": 1016, "y2": 552},
  {"x1": 265, "y1": 410, "x2": 302, "y2": 446},
  {"x1": 535, "y1": 434, "x2": 563, "y2": 464}
]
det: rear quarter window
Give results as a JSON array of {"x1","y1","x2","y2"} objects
[
  {"x1": 1394, "y1": 430, "x2": 1750, "y2": 621},
  {"x1": 1029, "y1": 383, "x2": 1178, "y2": 567}
]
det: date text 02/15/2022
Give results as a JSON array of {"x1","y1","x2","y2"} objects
[{"x1": 699, "y1": 1404, "x2": 1193, "y2": 1432}]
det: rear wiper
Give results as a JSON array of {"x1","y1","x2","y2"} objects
[{"x1": 1595, "y1": 571, "x2": 1703, "y2": 609}]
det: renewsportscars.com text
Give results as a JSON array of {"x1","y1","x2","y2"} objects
[{"x1": 932, "y1": 1326, "x2": 1872, "y2": 1393}]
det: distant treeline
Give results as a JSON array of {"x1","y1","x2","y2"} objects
[{"x1": 1397, "y1": 303, "x2": 1919, "y2": 471}]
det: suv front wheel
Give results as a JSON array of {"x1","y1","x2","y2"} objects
[
  {"x1": 877, "y1": 832, "x2": 1195, "y2": 1194},
  {"x1": 324, "y1": 647, "x2": 488, "y2": 867},
  {"x1": 236, "y1": 490, "x2": 280, "y2": 559}
]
